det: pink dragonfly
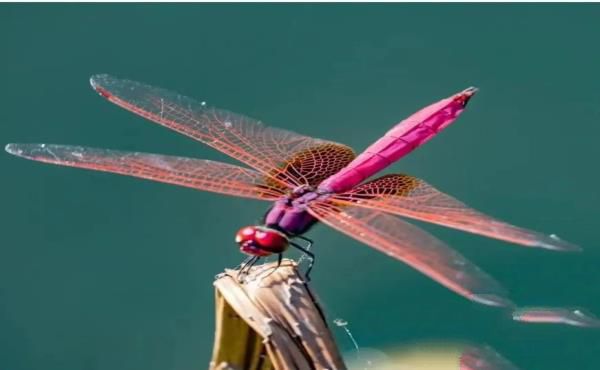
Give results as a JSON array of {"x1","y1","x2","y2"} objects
[{"x1": 6, "y1": 75, "x2": 580, "y2": 307}]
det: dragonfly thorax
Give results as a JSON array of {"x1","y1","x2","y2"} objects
[
  {"x1": 291, "y1": 184, "x2": 315, "y2": 197},
  {"x1": 235, "y1": 226, "x2": 289, "y2": 256}
]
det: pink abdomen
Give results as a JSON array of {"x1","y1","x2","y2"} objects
[{"x1": 318, "y1": 87, "x2": 477, "y2": 193}]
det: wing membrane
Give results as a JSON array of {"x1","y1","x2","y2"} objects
[
  {"x1": 333, "y1": 174, "x2": 580, "y2": 251},
  {"x1": 5, "y1": 144, "x2": 285, "y2": 200},
  {"x1": 308, "y1": 201, "x2": 512, "y2": 307},
  {"x1": 90, "y1": 74, "x2": 355, "y2": 188}
]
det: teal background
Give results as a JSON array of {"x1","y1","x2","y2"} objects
[{"x1": 1, "y1": 4, "x2": 599, "y2": 370}]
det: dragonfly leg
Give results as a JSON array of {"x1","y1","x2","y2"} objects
[
  {"x1": 261, "y1": 253, "x2": 283, "y2": 280},
  {"x1": 296, "y1": 235, "x2": 314, "y2": 250},
  {"x1": 290, "y1": 241, "x2": 315, "y2": 281},
  {"x1": 295, "y1": 235, "x2": 314, "y2": 266},
  {"x1": 237, "y1": 255, "x2": 260, "y2": 280},
  {"x1": 235, "y1": 255, "x2": 254, "y2": 270}
]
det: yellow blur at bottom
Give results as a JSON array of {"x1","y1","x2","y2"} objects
[{"x1": 345, "y1": 342, "x2": 518, "y2": 370}]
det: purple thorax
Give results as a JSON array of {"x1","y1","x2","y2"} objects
[{"x1": 264, "y1": 185, "x2": 328, "y2": 236}]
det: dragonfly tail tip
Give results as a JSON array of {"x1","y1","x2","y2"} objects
[
  {"x1": 454, "y1": 87, "x2": 479, "y2": 106},
  {"x1": 462, "y1": 86, "x2": 479, "y2": 97}
]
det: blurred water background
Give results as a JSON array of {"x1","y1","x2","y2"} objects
[{"x1": 1, "y1": 4, "x2": 599, "y2": 370}]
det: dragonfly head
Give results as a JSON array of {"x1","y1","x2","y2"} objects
[{"x1": 235, "y1": 226, "x2": 289, "y2": 256}]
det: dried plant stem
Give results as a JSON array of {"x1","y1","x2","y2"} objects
[{"x1": 210, "y1": 259, "x2": 346, "y2": 370}]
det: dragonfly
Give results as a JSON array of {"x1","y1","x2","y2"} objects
[{"x1": 6, "y1": 75, "x2": 581, "y2": 308}]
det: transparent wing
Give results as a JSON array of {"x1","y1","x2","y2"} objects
[
  {"x1": 90, "y1": 74, "x2": 355, "y2": 188},
  {"x1": 274, "y1": 143, "x2": 356, "y2": 187},
  {"x1": 512, "y1": 307, "x2": 600, "y2": 328},
  {"x1": 460, "y1": 345, "x2": 520, "y2": 370},
  {"x1": 332, "y1": 174, "x2": 580, "y2": 251},
  {"x1": 5, "y1": 144, "x2": 286, "y2": 200},
  {"x1": 308, "y1": 201, "x2": 512, "y2": 307}
]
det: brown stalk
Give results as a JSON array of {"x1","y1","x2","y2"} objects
[{"x1": 209, "y1": 259, "x2": 346, "y2": 370}]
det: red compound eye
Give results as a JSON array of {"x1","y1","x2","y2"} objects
[
  {"x1": 235, "y1": 226, "x2": 288, "y2": 256},
  {"x1": 235, "y1": 226, "x2": 256, "y2": 244},
  {"x1": 255, "y1": 228, "x2": 289, "y2": 253}
]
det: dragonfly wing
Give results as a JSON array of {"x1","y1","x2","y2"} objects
[
  {"x1": 460, "y1": 345, "x2": 520, "y2": 370},
  {"x1": 512, "y1": 307, "x2": 600, "y2": 328},
  {"x1": 332, "y1": 174, "x2": 580, "y2": 252},
  {"x1": 308, "y1": 201, "x2": 512, "y2": 307},
  {"x1": 5, "y1": 144, "x2": 286, "y2": 200},
  {"x1": 274, "y1": 142, "x2": 356, "y2": 187},
  {"x1": 90, "y1": 74, "x2": 355, "y2": 188}
]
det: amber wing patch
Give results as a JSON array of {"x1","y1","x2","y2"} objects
[
  {"x1": 338, "y1": 174, "x2": 421, "y2": 199},
  {"x1": 267, "y1": 143, "x2": 356, "y2": 188}
]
